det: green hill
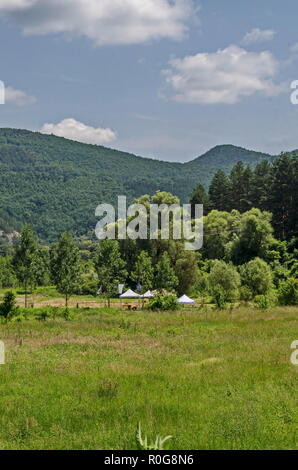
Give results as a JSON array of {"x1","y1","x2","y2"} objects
[{"x1": 0, "y1": 128, "x2": 275, "y2": 241}]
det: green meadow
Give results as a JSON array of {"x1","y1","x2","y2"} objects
[{"x1": 0, "y1": 304, "x2": 297, "y2": 450}]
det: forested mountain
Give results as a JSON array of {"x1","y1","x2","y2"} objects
[{"x1": 0, "y1": 128, "x2": 276, "y2": 241}]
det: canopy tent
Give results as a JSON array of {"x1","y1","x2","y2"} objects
[
  {"x1": 178, "y1": 295, "x2": 195, "y2": 305},
  {"x1": 120, "y1": 289, "x2": 140, "y2": 299},
  {"x1": 141, "y1": 291, "x2": 155, "y2": 299}
]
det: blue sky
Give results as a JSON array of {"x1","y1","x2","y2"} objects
[{"x1": 0, "y1": 0, "x2": 298, "y2": 162}]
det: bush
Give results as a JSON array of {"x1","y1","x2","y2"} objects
[
  {"x1": 34, "y1": 309, "x2": 52, "y2": 321},
  {"x1": 208, "y1": 261, "x2": 240, "y2": 302},
  {"x1": 75, "y1": 280, "x2": 98, "y2": 296},
  {"x1": 254, "y1": 294, "x2": 276, "y2": 310},
  {"x1": 278, "y1": 278, "x2": 298, "y2": 306},
  {"x1": 240, "y1": 258, "x2": 273, "y2": 297},
  {"x1": 148, "y1": 295, "x2": 179, "y2": 311},
  {"x1": 211, "y1": 285, "x2": 226, "y2": 310},
  {"x1": 63, "y1": 308, "x2": 75, "y2": 321},
  {"x1": 0, "y1": 291, "x2": 19, "y2": 320},
  {"x1": 10, "y1": 313, "x2": 27, "y2": 323}
]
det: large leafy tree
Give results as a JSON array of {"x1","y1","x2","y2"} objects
[
  {"x1": 131, "y1": 251, "x2": 154, "y2": 293},
  {"x1": 31, "y1": 246, "x2": 51, "y2": 288},
  {"x1": 95, "y1": 239, "x2": 127, "y2": 305},
  {"x1": 208, "y1": 260, "x2": 241, "y2": 301},
  {"x1": 50, "y1": 232, "x2": 81, "y2": 307},
  {"x1": 175, "y1": 251, "x2": 198, "y2": 295},
  {"x1": 155, "y1": 252, "x2": 178, "y2": 293},
  {"x1": 202, "y1": 210, "x2": 240, "y2": 260},
  {"x1": 240, "y1": 258, "x2": 273, "y2": 297},
  {"x1": 231, "y1": 209, "x2": 275, "y2": 265},
  {"x1": 12, "y1": 225, "x2": 38, "y2": 307},
  {"x1": 0, "y1": 257, "x2": 17, "y2": 288}
]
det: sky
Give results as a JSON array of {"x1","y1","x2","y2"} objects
[{"x1": 0, "y1": 0, "x2": 298, "y2": 162}]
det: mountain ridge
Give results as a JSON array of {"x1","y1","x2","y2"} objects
[{"x1": 0, "y1": 128, "x2": 282, "y2": 241}]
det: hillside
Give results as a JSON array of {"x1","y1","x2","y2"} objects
[{"x1": 0, "y1": 128, "x2": 275, "y2": 241}]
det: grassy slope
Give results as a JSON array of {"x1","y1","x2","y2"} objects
[{"x1": 0, "y1": 306, "x2": 297, "y2": 450}]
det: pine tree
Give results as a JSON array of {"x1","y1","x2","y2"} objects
[
  {"x1": 292, "y1": 155, "x2": 298, "y2": 240},
  {"x1": 209, "y1": 170, "x2": 231, "y2": 212},
  {"x1": 270, "y1": 154, "x2": 296, "y2": 240},
  {"x1": 230, "y1": 162, "x2": 253, "y2": 213},
  {"x1": 250, "y1": 160, "x2": 273, "y2": 211},
  {"x1": 190, "y1": 184, "x2": 211, "y2": 217}
]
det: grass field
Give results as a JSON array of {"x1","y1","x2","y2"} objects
[{"x1": 0, "y1": 303, "x2": 297, "y2": 450}]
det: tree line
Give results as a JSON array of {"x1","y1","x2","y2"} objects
[
  {"x1": 190, "y1": 152, "x2": 298, "y2": 241},
  {"x1": 0, "y1": 160, "x2": 297, "y2": 311}
]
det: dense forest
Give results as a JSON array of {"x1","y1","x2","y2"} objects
[
  {"x1": 191, "y1": 152, "x2": 298, "y2": 242},
  {"x1": 0, "y1": 150, "x2": 297, "y2": 314},
  {"x1": 0, "y1": 128, "x2": 274, "y2": 241}
]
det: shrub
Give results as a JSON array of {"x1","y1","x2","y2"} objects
[
  {"x1": 77, "y1": 280, "x2": 98, "y2": 296},
  {"x1": 10, "y1": 313, "x2": 27, "y2": 323},
  {"x1": 240, "y1": 258, "x2": 273, "y2": 297},
  {"x1": 34, "y1": 309, "x2": 52, "y2": 321},
  {"x1": 211, "y1": 285, "x2": 226, "y2": 310},
  {"x1": 63, "y1": 308, "x2": 75, "y2": 321},
  {"x1": 278, "y1": 278, "x2": 298, "y2": 306},
  {"x1": 254, "y1": 294, "x2": 276, "y2": 310},
  {"x1": 208, "y1": 261, "x2": 240, "y2": 301},
  {"x1": 148, "y1": 295, "x2": 179, "y2": 311},
  {"x1": 0, "y1": 291, "x2": 19, "y2": 320}
]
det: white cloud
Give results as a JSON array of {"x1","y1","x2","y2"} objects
[
  {"x1": 40, "y1": 118, "x2": 117, "y2": 145},
  {"x1": 5, "y1": 86, "x2": 36, "y2": 106},
  {"x1": 242, "y1": 28, "x2": 275, "y2": 45},
  {"x1": 291, "y1": 43, "x2": 298, "y2": 53},
  {"x1": 163, "y1": 45, "x2": 284, "y2": 105},
  {"x1": 0, "y1": 0, "x2": 195, "y2": 46}
]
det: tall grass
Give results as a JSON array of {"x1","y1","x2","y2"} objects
[{"x1": 0, "y1": 306, "x2": 297, "y2": 450}]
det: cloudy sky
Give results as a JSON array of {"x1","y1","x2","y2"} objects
[{"x1": 0, "y1": 0, "x2": 297, "y2": 161}]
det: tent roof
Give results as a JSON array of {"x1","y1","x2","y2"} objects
[
  {"x1": 120, "y1": 289, "x2": 140, "y2": 299},
  {"x1": 141, "y1": 290, "x2": 155, "y2": 298},
  {"x1": 178, "y1": 295, "x2": 195, "y2": 305}
]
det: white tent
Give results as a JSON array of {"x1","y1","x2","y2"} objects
[
  {"x1": 178, "y1": 295, "x2": 195, "y2": 305},
  {"x1": 141, "y1": 291, "x2": 155, "y2": 299},
  {"x1": 120, "y1": 289, "x2": 140, "y2": 299}
]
